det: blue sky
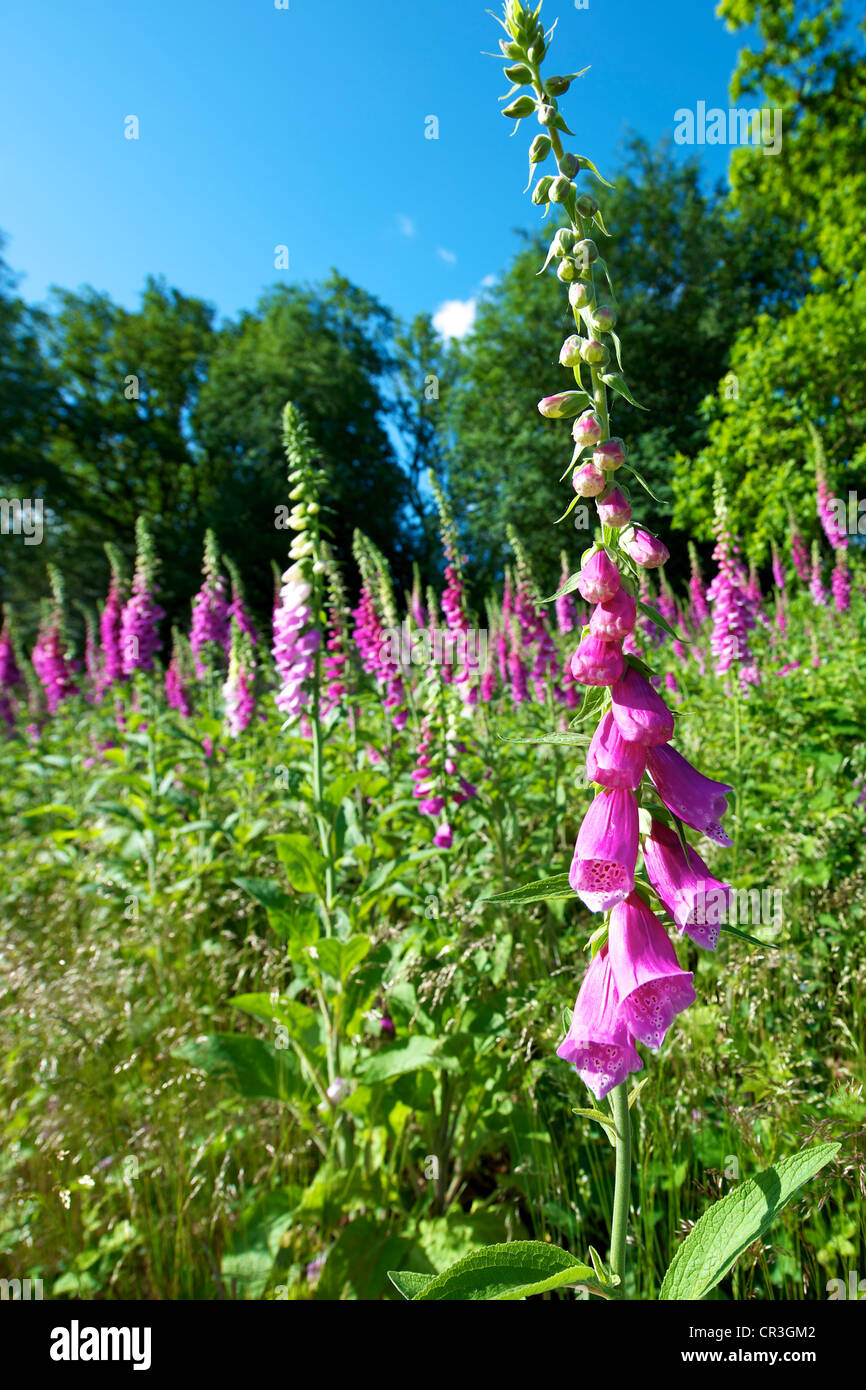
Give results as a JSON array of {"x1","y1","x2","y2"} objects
[{"x1": 1, "y1": 0, "x2": 753, "y2": 338}]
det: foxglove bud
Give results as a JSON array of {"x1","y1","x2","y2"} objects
[
  {"x1": 573, "y1": 238, "x2": 599, "y2": 269},
  {"x1": 538, "y1": 103, "x2": 558, "y2": 126},
  {"x1": 551, "y1": 227, "x2": 576, "y2": 257},
  {"x1": 504, "y1": 62, "x2": 533, "y2": 83},
  {"x1": 572, "y1": 462, "x2": 606, "y2": 497},
  {"x1": 572, "y1": 410, "x2": 603, "y2": 448},
  {"x1": 557, "y1": 259, "x2": 578, "y2": 282},
  {"x1": 558, "y1": 152, "x2": 581, "y2": 178},
  {"x1": 622, "y1": 528, "x2": 670, "y2": 569},
  {"x1": 568, "y1": 280, "x2": 595, "y2": 311},
  {"x1": 503, "y1": 95, "x2": 537, "y2": 119},
  {"x1": 529, "y1": 133, "x2": 552, "y2": 163},
  {"x1": 538, "y1": 391, "x2": 589, "y2": 419},
  {"x1": 532, "y1": 176, "x2": 554, "y2": 205},
  {"x1": 593, "y1": 438, "x2": 627, "y2": 471},
  {"x1": 500, "y1": 40, "x2": 524, "y2": 59},
  {"x1": 546, "y1": 74, "x2": 574, "y2": 97},
  {"x1": 559, "y1": 335, "x2": 583, "y2": 367},
  {"x1": 580, "y1": 338, "x2": 610, "y2": 366},
  {"x1": 590, "y1": 587, "x2": 637, "y2": 640},
  {"x1": 571, "y1": 634, "x2": 624, "y2": 687},
  {"x1": 598, "y1": 488, "x2": 632, "y2": 529},
  {"x1": 576, "y1": 193, "x2": 599, "y2": 218},
  {"x1": 549, "y1": 175, "x2": 574, "y2": 203},
  {"x1": 590, "y1": 305, "x2": 617, "y2": 334},
  {"x1": 577, "y1": 549, "x2": 620, "y2": 603}
]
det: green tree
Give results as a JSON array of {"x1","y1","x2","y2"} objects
[
  {"x1": 671, "y1": 0, "x2": 866, "y2": 560},
  {"x1": 193, "y1": 274, "x2": 411, "y2": 616},
  {"x1": 440, "y1": 137, "x2": 799, "y2": 592}
]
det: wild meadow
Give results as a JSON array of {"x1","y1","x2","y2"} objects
[{"x1": 1, "y1": 0, "x2": 865, "y2": 1306}]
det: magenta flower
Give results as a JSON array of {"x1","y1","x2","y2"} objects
[
  {"x1": 610, "y1": 666, "x2": 674, "y2": 746},
  {"x1": 572, "y1": 410, "x2": 603, "y2": 448},
  {"x1": 832, "y1": 551, "x2": 850, "y2": 613},
  {"x1": 586, "y1": 709, "x2": 647, "y2": 790},
  {"x1": 645, "y1": 743, "x2": 733, "y2": 847},
  {"x1": 569, "y1": 787, "x2": 639, "y2": 912},
  {"x1": 622, "y1": 528, "x2": 669, "y2": 569},
  {"x1": 433, "y1": 822, "x2": 453, "y2": 849},
  {"x1": 597, "y1": 487, "x2": 631, "y2": 529},
  {"x1": 589, "y1": 587, "x2": 637, "y2": 640},
  {"x1": 608, "y1": 893, "x2": 696, "y2": 1048},
  {"x1": 555, "y1": 556, "x2": 578, "y2": 635},
  {"x1": 576, "y1": 550, "x2": 620, "y2": 604},
  {"x1": 642, "y1": 820, "x2": 730, "y2": 951},
  {"x1": 223, "y1": 660, "x2": 255, "y2": 736},
  {"x1": 274, "y1": 571, "x2": 319, "y2": 719},
  {"x1": 557, "y1": 946, "x2": 643, "y2": 1100},
  {"x1": 573, "y1": 462, "x2": 607, "y2": 497},
  {"x1": 570, "y1": 634, "x2": 623, "y2": 687}
]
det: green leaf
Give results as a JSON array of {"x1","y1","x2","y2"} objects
[
  {"x1": 720, "y1": 921, "x2": 779, "y2": 950},
  {"x1": 398, "y1": 1240, "x2": 609, "y2": 1301},
  {"x1": 174, "y1": 1033, "x2": 300, "y2": 1103},
  {"x1": 270, "y1": 833, "x2": 325, "y2": 894},
  {"x1": 539, "y1": 570, "x2": 582, "y2": 604},
  {"x1": 388, "y1": 1270, "x2": 437, "y2": 1300},
  {"x1": 621, "y1": 462, "x2": 664, "y2": 504},
  {"x1": 481, "y1": 873, "x2": 576, "y2": 906},
  {"x1": 601, "y1": 371, "x2": 647, "y2": 409},
  {"x1": 312, "y1": 934, "x2": 371, "y2": 983},
  {"x1": 660, "y1": 1142, "x2": 840, "y2": 1301},
  {"x1": 637, "y1": 601, "x2": 687, "y2": 645},
  {"x1": 233, "y1": 877, "x2": 294, "y2": 913},
  {"x1": 357, "y1": 1036, "x2": 460, "y2": 1084}
]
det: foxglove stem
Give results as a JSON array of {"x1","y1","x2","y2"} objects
[{"x1": 609, "y1": 1082, "x2": 631, "y2": 1286}]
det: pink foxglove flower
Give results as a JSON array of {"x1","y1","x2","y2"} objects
[
  {"x1": 642, "y1": 821, "x2": 730, "y2": 950},
  {"x1": 557, "y1": 946, "x2": 643, "y2": 1100},
  {"x1": 622, "y1": 528, "x2": 669, "y2": 569},
  {"x1": 586, "y1": 709, "x2": 647, "y2": 790},
  {"x1": 645, "y1": 744, "x2": 733, "y2": 847},
  {"x1": 610, "y1": 666, "x2": 674, "y2": 746},
  {"x1": 576, "y1": 550, "x2": 620, "y2": 604},
  {"x1": 589, "y1": 587, "x2": 637, "y2": 640},
  {"x1": 569, "y1": 787, "x2": 639, "y2": 911},
  {"x1": 608, "y1": 893, "x2": 695, "y2": 1048},
  {"x1": 597, "y1": 487, "x2": 631, "y2": 530},
  {"x1": 570, "y1": 634, "x2": 623, "y2": 687}
]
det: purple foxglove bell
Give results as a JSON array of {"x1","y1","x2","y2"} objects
[
  {"x1": 576, "y1": 550, "x2": 620, "y2": 604},
  {"x1": 570, "y1": 634, "x2": 623, "y2": 686},
  {"x1": 645, "y1": 744, "x2": 733, "y2": 847},
  {"x1": 557, "y1": 946, "x2": 643, "y2": 1100},
  {"x1": 610, "y1": 666, "x2": 674, "y2": 746},
  {"x1": 642, "y1": 820, "x2": 730, "y2": 950},
  {"x1": 569, "y1": 787, "x2": 638, "y2": 911},
  {"x1": 597, "y1": 488, "x2": 631, "y2": 529},
  {"x1": 589, "y1": 587, "x2": 637, "y2": 640},
  {"x1": 622, "y1": 528, "x2": 669, "y2": 569},
  {"x1": 607, "y1": 893, "x2": 695, "y2": 1048},
  {"x1": 573, "y1": 462, "x2": 607, "y2": 497},
  {"x1": 586, "y1": 709, "x2": 647, "y2": 790}
]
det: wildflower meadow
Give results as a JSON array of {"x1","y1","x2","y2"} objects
[{"x1": 1, "y1": 0, "x2": 865, "y2": 1349}]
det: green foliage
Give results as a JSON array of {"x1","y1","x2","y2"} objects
[{"x1": 660, "y1": 1143, "x2": 840, "y2": 1300}]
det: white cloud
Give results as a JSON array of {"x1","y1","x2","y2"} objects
[
  {"x1": 397, "y1": 214, "x2": 416, "y2": 237},
  {"x1": 433, "y1": 297, "x2": 477, "y2": 340},
  {"x1": 436, "y1": 247, "x2": 457, "y2": 264},
  {"x1": 480, "y1": 273, "x2": 497, "y2": 288}
]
